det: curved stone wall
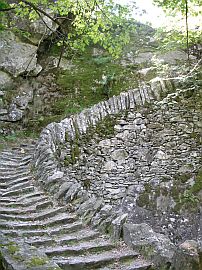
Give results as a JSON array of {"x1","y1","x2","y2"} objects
[
  {"x1": 33, "y1": 78, "x2": 172, "y2": 192},
  {"x1": 33, "y1": 76, "x2": 201, "y2": 247}
]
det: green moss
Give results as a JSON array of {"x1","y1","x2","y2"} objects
[
  {"x1": 170, "y1": 186, "x2": 180, "y2": 200},
  {"x1": 191, "y1": 168, "x2": 202, "y2": 194},
  {"x1": 2, "y1": 89, "x2": 15, "y2": 104},
  {"x1": 70, "y1": 143, "x2": 80, "y2": 164},
  {"x1": 13, "y1": 254, "x2": 24, "y2": 262},
  {"x1": 7, "y1": 244, "x2": 19, "y2": 255},
  {"x1": 140, "y1": 245, "x2": 155, "y2": 258},
  {"x1": 177, "y1": 173, "x2": 192, "y2": 184},
  {"x1": 26, "y1": 256, "x2": 47, "y2": 267},
  {"x1": 190, "y1": 132, "x2": 201, "y2": 144},
  {"x1": 137, "y1": 193, "x2": 150, "y2": 207},
  {"x1": 144, "y1": 183, "x2": 152, "y2": 193},
  {"x1": 173, "y1": 168, "x2": 202, "y2": 213},
  {"x1": 26, "y1": 115, "x2": 62, "y2": 134},
  {"x1": 173, "y1": 188, "x2": 199, "y2": 213},
  {"x1": 64, "y1": 155, "x2": 72, "y2": 166},
  {"x1": 83, "y1": 179, "x2": 91, "y2": 189},
  {"x1": 63, "y1": 114, "x2": 117, "y2": 167},
  {"x1": 161, "y1": 187, "x2": 169, "y2": 196},
  {"x1": 0, "y1": 130, "x2": 38, "y2": 150},
  {"x1": 53, "y1": 50, "x2": 139, "y2": 120}
]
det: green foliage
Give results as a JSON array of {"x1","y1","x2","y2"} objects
[
  {"x1": 3, "y1": 0, "x2": 135, "y2": 58},
  {"x1": 153, "y1": 0, "x2": 202, "y2": 52},
  {"x1": 0, "y1": 0, "x2": 9, "y2": 30},
  {"x1": 153, "y1": 0, "x2": 202, "y2": 15},
  {"x1": 155, "y1": 27, "x2": 202, "y2": 51},
  {"x1": 180, "y1": 190, "x2": 199, "y2": 204}
]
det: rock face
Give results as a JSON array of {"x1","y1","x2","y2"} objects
[
  {"x1": 11, "y1": 9, "x2": 58, "y2": 45},
  {"x1": 0, "y1": 73, "x2": 61, "y2": 131},
  {"x1": 0, "y1": 81, "x2": 34, "y2": 122},
  {"x1": 0, "y1": 31, "x2": 40, "y2": 77}
]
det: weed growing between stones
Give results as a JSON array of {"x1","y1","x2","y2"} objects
[
  {"x1": 6, "y1": 243, "x2": 19, "y2": 255},
  {"x1": 26, "y1": 256, "x2": 47, "y2": 267},
  {"x1": 191, "y1": 168, "x2": 202, "y2": 194}
]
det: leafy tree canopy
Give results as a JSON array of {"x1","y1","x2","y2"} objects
[
  {"x1": 153, "y1": 0, "x2": 202, "y2": 15},
  {"x1": 153, "y1": 0, "x2": 202, "y2": 52},
  {"x1": 0, "y1": 0, "x2": 135, "y2": 58}
]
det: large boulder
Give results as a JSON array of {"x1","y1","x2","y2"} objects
[
  {"x1": 172, "y1": 240, "x2": 202, "y2": 270},
  {"x1": 9, "y1": 8, "x2": 58, "y2": 45},
  {"x1": 0, "y1": 31, "x2": 41, "y2": 77},
  {"x1": 0, "y1": 71, "x2": 13, "y2": 91},
  {"x1": 155, "y1": 50, "x2": 196, "y2": 65},
  {"x1": 123, "y1": 223, "x2": 175, "y2": 269}
]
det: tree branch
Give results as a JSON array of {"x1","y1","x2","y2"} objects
[
  {"x1": 185, "y1": 0, "x2": 190, "y2": 63},
  {"x1": 19, "y1": 0, "x2": 62, "y2": 27},
  {"x1": 0, "y1": 7, "x2": 16, "y2": 11}
]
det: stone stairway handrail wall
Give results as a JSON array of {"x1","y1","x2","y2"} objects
[{"x1": 33, "y1": 77, "x2": 174, "y2": 212}]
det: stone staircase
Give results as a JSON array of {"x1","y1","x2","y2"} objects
[{"x1": 0, "y1": 142, "x2": 153, "y2": 270}]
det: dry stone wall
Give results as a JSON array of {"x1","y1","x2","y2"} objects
[{"x1": 33, "y1": 76, "x2": 201, "y2": 254}]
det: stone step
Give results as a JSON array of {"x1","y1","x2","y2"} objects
[
  {"x1": 0, "y1": 184, "x2": 7, "y2": 190},
  {"x1": 0, "y1": 175, "x2": 32, "y2": 186},
  {"x1": 0, "y1": 154, "x2": 32, "y2": 163},
  {"x1": 16, "y1": 190, "x2": 45, "y2": 201},
  {"x1": 53, "y1": 249, "x2": 139, "y2": 270},
  {"x1": 1, "y1": 185, "x2": 35, "y2": 197},
  {"x1": 43, "y1": 239, "x2": 115, "y2": 257},
  {"x1": 0, "y1": 197, "x2": 17, "y2": 203},
  {"x1": 97, "y1": 259, "x2": 153, "y2": 270},
  {"x1": 25, "y1": 235, "x2": 56, "y2": 247},
  {"x1": 1, "y1": 221, "x2": 83, "y2": 237},
  {"x1": 0, "y1": 213, "x2": 77, "y2": 230},
  {"x1": 0, "y1": 168, "x2": 30, "y2": 177},
  {"x1": 3, "y1": 180, "x2": 31, "y2": 192},
  {"x1": 0, "y1": 206, "x2": 68, "y2": 221},
  {"x1": 0, "y1": 151, "x2": 32, "y2": 161},
  {"x1": 0, "y1": 144, "x2": 152, "y2": 270},
  {"x1": 35, "y1": 200, "x2": 54, "y2": 210},
  {"x1": 0, "y1": 206, "x2": 43, "y2": 215},
  {"x1": 0, "y1": 161, "x2": 30, "y2": 169},
  {"x1": 26, "y1": 229, "x2": 100, "y2": 247},
  {"x1": 0, "y1": 197, "x2": 52, "y2": 210}
]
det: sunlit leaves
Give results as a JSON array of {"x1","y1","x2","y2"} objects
[
  {"x1": 153, "y1": 0, "x2": 202, "y2": 52},
  {"x1": 153, "y1": 0, "x2": 202, "y2": 15},
  {"x1": 3, "y1": 0, "x2": 134, "y2": 58}
]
